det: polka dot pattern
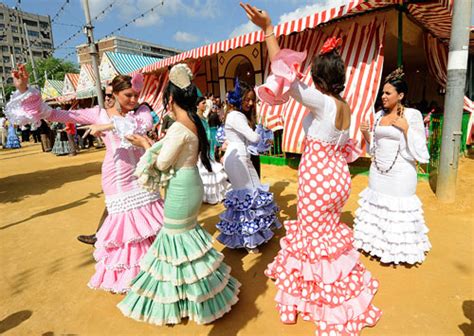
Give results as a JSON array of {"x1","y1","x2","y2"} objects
[{"x1": 265, "y1": 138, "x2": 382, "y2": 335}]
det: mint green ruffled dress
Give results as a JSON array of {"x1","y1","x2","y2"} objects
[{"x1": 118, "y1": 122, "x2": 240, "y2": 325}]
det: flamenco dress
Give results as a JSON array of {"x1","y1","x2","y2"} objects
[
  {"x1": 257, "y1": 49, "x2": 382, "y2": 335},
  {"x1": 216, "y1": 110, "x2": 281, "y2": 249},
  {"x1": 5, "y1": 88, "x2": 164, "y2": 293},
  {"x1": 353, "y1": 109, "x2": 431, "y2": 264},
  {"x1": 118, "y1": 121, "x2": 240, "y2": 324},
  {"x1": 4, "y1": 123, "x2": 21, "y2": 149}
]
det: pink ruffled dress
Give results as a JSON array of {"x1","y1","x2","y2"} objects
[
  {"x1": 5, "y1": 89, "x2": 164, "y2": 293},
  {"x1": 257, "y1": 49, "x2": 381, "y2": 335}
]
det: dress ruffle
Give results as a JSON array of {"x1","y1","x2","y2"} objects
[
  {"x1": 5, "y1": 87, "x2": 52, "y2": 127},
  {"x1": 216, "y1": 185, "x2": 281, "y2": 249},
  {"x1": 117, "y1": 224, "x2": 241, "y2": 325},
  {"x1": 256, "y1": 49, "x2": 307, "y2": 106},
  {"x1": 198, "y1": 159, "x2": 229, "y2": 204},
  {"x1": 354, "y1": 187, "x2": 431, "y2": 264},
  {"x1": 265, "y1": 135, "x2": 381, "y2": 335},
  {"x1": 88, "y1": 197, "x2": 164, "y2": 293}
]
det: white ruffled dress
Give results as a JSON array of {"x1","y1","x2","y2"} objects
[{"x1": 354, "y1": 108, "x2": 431, "y2": 264}]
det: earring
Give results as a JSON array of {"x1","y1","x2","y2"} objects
[{"x1": 114, "y1": 99, "x2": 122, "y2": 114}]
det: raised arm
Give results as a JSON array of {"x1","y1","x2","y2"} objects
[{"x1": 240, "y1": 3, "x2": 279, "y2": 61}]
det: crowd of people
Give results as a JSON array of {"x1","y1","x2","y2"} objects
[{"x1": 3, "y1": 3, "x2": 434, "y2": 335}]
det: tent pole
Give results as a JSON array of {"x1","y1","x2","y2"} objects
[{"x1": 436, "y1": 0, "x2": 472, "y2": 202}]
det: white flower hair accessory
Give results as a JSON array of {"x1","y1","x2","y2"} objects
[{"x1": 169, "y1": 63, "x2": 193, "y2": 89}]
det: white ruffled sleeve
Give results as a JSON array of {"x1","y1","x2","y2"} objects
[
  {"x1": 5, "y1": 88, "x2": 52, "y2": 127},
  {"x1": 400, "y1": 108, "x2": 430, "y2": 163}
]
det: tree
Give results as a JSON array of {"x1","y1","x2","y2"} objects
[{"x1": 25, "y1": 57, "x2": 79, "y2": 88}]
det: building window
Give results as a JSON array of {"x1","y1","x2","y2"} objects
[
  {"x1": 2, "y1": 46, "x2": 9, "y2": 52},
  {"x1": 0, "y1": 23, "x2": 4, "y2": 28},
  {"x1": 32, "y1": 51, "x2": 42, "y2": 57},
  {"x1": 23, "y1": 19, "x2": 38, "y2": 27},
  {"x1": 13, "y1": 36, "x2": 20, "y2": 43},
  {"x1": 40, "y1": 31, "x2": 51, "y2": 39},
  {"x1": 0, "y1": 13, "x2": 4, "y2": 20},
  {"x1": 11, "y1": 26, "x2": 18, "y2": 33},
  {"x1": 3, "y1": 56, "x2": 9, "y2": 63},
  {"x1": 42, "y1": 42, "x2": 52, "y2": 49},
  {"x1": 14, "y1": 47, "x2": 21, "y2": 54},
  {"x1": 39, "y1": 21, "x2": 49, "y2": 29},
  {"x1": 27, "y1": 30, "x2": 39, "y2": 38},
  {"x1": 6, "y1": 77, "x2": 13, "y2": 84},
  {"x1": 4, "y1": 66, "x2": 11, "y2": 73}
]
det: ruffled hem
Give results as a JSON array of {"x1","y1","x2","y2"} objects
[
  {"x1": 267, "y1": 248, "x2": 360, "y2": 284},
  {"x1": 281, "y1": 220, "x2": 354, "y2": 261},
  {"x1": 273, "y1": 273, "x2": 380, "y2": 325},
  {"x1": 130, "y1": 264, "x2": 234, "y2": 303},
  {"x1": 117, "y1": 275, "x2": 240, "y2": 325},
  {"x1": 198, "y1": 160, "x2": 229, "y2": 204},
  {"x1": 93, "y1": 237, "x2": 154, "y2": 271},
  {"x1": 355, "y1": 187, "x2": 431, "y2": 264},
  {"x1": 217, "y1": 227, "x2": 276, "y2": 249},
  {"x1": 88, "y1": 263, "x2": 140, "y2": 294},
  {"x1": 96, "y1": 198, "x2": 164, "y2": 248},
  {"x1": 216, "y1": 186, "x2": 281, "y2": 248},
  {"x1": 141, "y1": 248, "x2": 224, "y2": 285},
  {"x1": 150, "y1": 225, "x2": 215, "y2": 265}
]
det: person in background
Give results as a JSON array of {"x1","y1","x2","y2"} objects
[
  {"x1": 0, "y1": 113, "x2": 6, "y2": 147},
  {"x1": 38, "y1": 119, "x2": 53, "y2": 152}
]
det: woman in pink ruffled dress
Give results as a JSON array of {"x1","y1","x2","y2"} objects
[
  {"x1": 241, "y1": 3, "x2": 381, "y2": 335},
  {"x1": 6, "y1": 65, "x2": 164, "y2": 293}
]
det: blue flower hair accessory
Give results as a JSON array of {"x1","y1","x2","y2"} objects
[{"x1": 227, "y1": 77, "x2": 242, "y2": 110}]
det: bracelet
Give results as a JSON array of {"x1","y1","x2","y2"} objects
[{"x1": 264, "y1": 31, "x2": 274, "y2": 39}]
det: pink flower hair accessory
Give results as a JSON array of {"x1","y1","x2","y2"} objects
[
  {"x1": 131, "y1": 73, "x2": 144, "y2": 93},
  {"x1": 319, "y1": 37, "x2": 342, "y2": 55}
]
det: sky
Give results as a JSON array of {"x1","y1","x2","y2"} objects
[{"x1": 3, "y1": 0, "x2": 347, "y2": 64}]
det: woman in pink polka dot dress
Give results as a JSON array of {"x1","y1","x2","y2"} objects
[{"x1": 242, "y1": 3, "x2": 381, "y2": 335}]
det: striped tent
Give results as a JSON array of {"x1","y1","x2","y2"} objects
[
  {"x1": 135, "y1": 0, "x2": 472, "y2": 153},
  {"x1": 55, "y1": 73, "x2": 80, "y2": 103},
  {"x1": 42, "y1": 79, "x2": 64, "y2": 101},
  {"x1": 76, "y1": 63, "x2": 99, "y2": 99},
  {"x1": 100, "y1": 51, "x2": 161, "y2": 82}
]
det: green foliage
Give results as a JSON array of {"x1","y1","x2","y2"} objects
[
  {"x1": 25, "y1": 57, "x2": 79, "y2": 88},
  {"x1": 4, "y1": 84, "x2": 16, "y2": 101}
]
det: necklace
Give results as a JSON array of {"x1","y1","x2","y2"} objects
[{"x1": 371, "y1": 112, "x2": 400, "y2": 174}]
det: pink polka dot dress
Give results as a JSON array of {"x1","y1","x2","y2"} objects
[{"x1": 257, "y1": 49, "x2": 382, "y2": 335}]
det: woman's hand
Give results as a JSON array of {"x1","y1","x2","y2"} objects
[
  {"x1": 360, "y1": 120, "x2": 370, "y2": 133},
  {"x1": 126, "y1": 134, "x2": 153, "y2": 149},
  {"x1": 12, "y1": 64, "x2": 29, "y2": 93},
  {"x1": 392, "y1": 116, "x2": 409, "y2": 135},
  {"x1": 78, "y1": 123, "x2": 113, "y2": 138},
  {"x1": 240, "y1": 2, "x2": 272, "y2": 32}
]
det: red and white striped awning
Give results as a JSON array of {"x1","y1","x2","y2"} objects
[{"x1": 135, "y1": 0, "x2": 461, "y2": 75}]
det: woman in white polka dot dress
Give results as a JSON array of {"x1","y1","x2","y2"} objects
[{"x1": 242, "y1": 3, "x2": 381, "y2": 335}]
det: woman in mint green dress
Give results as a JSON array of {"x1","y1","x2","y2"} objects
[{"x1": 118, "y1": 64, "x2": 240, "y2": 325}]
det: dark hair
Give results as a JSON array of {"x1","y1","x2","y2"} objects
[
  {"x1": 384, "y1": 68, "x2": 408, "y2": 101},
  {"x1": 163, "y1": 82, "x2": 212, "y2": 172},
  {"x1": 110, "y1": 75, "x2": 132, "y2": 93},
  {"x1": 226, "y1": 80, "x2": 256, "y2": 129},
  {"x1": 311, "y1": 50, "x2": 346, "y2": 95},
  {"x1": 196, "y1": 96, "x2": 205, "y2": 107}
]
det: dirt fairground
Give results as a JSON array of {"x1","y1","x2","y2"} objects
[{"x1": 0, "y1": 142, "x2": 472, "y2": 336}]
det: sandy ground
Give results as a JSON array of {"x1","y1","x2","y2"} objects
[{"x1": 0, "y1": 142, "x2": 472, "y2": 336}]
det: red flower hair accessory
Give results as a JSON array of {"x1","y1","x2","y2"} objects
[{"x1": 319, "y1": 37, "x2": 342, "y2": 55}]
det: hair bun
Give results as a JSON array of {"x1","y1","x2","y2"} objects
[
  {"x1": 169, "y1": 63, "x2": 193, "y2": 89},
  {"x1": 385, "y1": 67, "x2": 405, "y2": 83}
]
